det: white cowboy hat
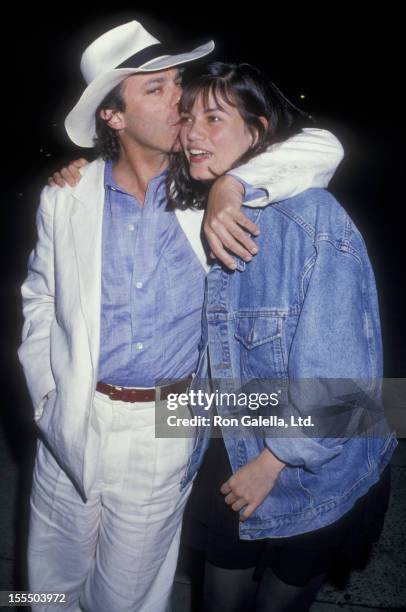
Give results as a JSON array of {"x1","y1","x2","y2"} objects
[{"x1": 65, "y1": 20, "x2": 214, "y2": 147}]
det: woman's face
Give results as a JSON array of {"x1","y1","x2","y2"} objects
[{"x1": 179, "y1": 90, "x2": 255, "y2": 180}]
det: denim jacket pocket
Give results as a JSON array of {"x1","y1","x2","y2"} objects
[
  {"x1": 234, "y1": 315, "x2": 286, "y2": 379},
  {"x1": 235, "y1": 315, "x2": 281, "y2": 348}
]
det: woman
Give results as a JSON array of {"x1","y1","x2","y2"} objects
[{"x1": 169, "y1": 62, "x2": 396, "y2": 612}]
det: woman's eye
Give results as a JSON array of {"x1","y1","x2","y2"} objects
[
  {"x1": 207, "y1": 115, "x2": 220, "y2": 123},
  {"x1": 148, "y1": 88, "x2": 162, "y2": 95},
  {"x1": 179, "y1": 116, "x2": 192, "y2": 124}
]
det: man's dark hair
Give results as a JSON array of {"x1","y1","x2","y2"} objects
[
  {"x1": 168, "y1": 62, "x2": 313, "y2": 210},
  {"x1": 93, "y1": 83, "x2": 126, "y2": 161}
]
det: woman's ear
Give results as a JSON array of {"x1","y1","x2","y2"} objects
[
  {"x1": 251, "y1": 116, "x2": 269, "y2": 147},
  {"x1": 100, "y1": 108, "x2": 124, "y2": 131},
  {"x1": 259, "y1": 116, "x2": 269, "y2": 131}
]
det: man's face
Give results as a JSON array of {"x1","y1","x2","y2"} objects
[{"x1": 116, "y1": 68, "x2": 183, "y2": 154}]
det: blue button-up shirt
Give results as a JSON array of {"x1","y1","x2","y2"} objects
[{"x1": 97, "y1": 161, "x2": 206, "y2": 387}]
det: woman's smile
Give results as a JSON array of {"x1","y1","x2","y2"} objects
[
  {"x1": 180, "y1": 91, "x2": 254, "y2": 179},
  {"x1": 188, "y1": 148, "x2": 214, "y2": 163}
]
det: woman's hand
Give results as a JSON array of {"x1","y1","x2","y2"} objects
[
  {"x1": 204, "y1": 175, "x2": 260, "y2": 270},
  {"x1": 220, "y1": 448, "x2": 286, "y2": 521},
  {"x1": 48, "y1": 158, "x2": 89, "y2": 187}
]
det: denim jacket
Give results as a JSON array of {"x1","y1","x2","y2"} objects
[{"x1": 181, "y1": 188, "x2": 397, "y2": 539}]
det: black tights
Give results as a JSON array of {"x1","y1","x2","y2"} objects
[{"x1": 203, "y1": 561, "x2": 325, "y2": 612}]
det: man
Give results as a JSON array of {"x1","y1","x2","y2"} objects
[{"x1": 18, "y1": 18, "x2": 343, "y2": 612}]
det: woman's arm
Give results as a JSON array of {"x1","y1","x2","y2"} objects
[{"x1": 265, "y1": 238, "x2": 381, "y2": 472}]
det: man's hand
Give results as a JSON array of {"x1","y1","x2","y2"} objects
[
  {"x1": 48, "y1": 158, "x2": 89, "y2": 188},
  {"x1": 220, "y1": 447, "x2": 286, "y2": 521},
  {"x1": 204, "y1": 175, "x2": 260, "y2": 270}
]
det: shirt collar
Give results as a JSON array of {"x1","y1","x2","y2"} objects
[{"x1": 104, "y1": 159, "x2": 169, "y2": 193}]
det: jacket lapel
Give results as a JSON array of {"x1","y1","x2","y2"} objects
[{"x1": 70, "y1": 159, "x2": 105, "y2": 369}]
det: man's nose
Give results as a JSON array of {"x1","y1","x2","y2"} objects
[{"x1": 171, "y1": 85, "x2": 183, "y2": 106}]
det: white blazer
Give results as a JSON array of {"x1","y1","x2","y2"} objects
[{"x1": 18, "y1": 128, "x2": 344, "y2": 497}]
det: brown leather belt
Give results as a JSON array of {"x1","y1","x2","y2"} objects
[{"x1": 96, "y1": 377, "x2": 192, "y2": 403}]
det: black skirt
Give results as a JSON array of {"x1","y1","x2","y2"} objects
[{"x1": 183, "y1": 436, "x2": 391, "y2": 586}]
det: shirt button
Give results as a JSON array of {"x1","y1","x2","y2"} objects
[
  {"x1": 135, "y1": 281, "x2": 143, "y2": 289},
  {"x1": 128, "y1": 223, "x2": 135, "y2": 231},
  {"x1": 135, "y1": 342, "x2": 143, "y2": 350}
]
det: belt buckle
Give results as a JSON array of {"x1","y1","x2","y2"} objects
[{"x1": 108, "y1": 385, "x2": 124, "y2": 400}]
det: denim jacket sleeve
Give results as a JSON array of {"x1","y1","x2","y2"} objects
[
  {"x1": 228, "y1": 128, "x2": 344, "y2": 206},
  {"x1": 265, "y1": 238, "x2": 382, "y2": 472}
]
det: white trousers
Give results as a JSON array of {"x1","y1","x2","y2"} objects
[{"x1": 28, "y1": 391, "x2": 194, "y2": 612}]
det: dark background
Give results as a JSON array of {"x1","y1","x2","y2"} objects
[{"x1": 1, "y1": 3, "x2": 405, "y2": 592}]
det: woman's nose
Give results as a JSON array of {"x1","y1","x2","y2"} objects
[{"x1": 188, "y1": 121, "x2": 205, "y2": 141}]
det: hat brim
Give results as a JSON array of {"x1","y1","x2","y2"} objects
[{"x1": 65, "y1": 40, "x2": 214, "y2": 147}]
